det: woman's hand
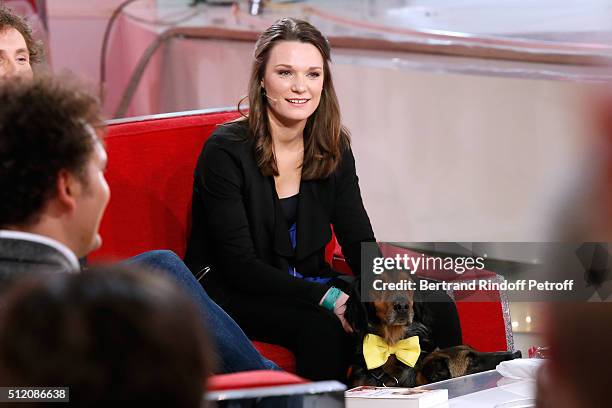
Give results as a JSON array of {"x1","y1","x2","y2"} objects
[
  {"x1": 333, "y1": 292, "x2": 353, "y2": 333},
  {"x1": 320, "y1": 287, "x2": 353, "y2": 333}
]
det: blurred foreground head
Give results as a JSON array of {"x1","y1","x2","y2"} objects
[
  {"x1": 534, "y1": 80, "x2": 612, "y2": 407},
  {"x1": 536, "y1": 303, "x2": 612, "y2": 408},
  {"x1": 556, "y1": 85, "x2": 612, "y2": 241},
  {"x1": 0, "y1": 265, "x2": 210, "y2": 408}
]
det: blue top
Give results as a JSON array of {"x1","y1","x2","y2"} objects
[{"x1": 280, "y1": 194, "x2": 332, "y2": 285}]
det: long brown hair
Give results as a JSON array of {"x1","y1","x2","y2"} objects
[{"x1": 238, "y1": 18, "x2": 349, "y2": 180}]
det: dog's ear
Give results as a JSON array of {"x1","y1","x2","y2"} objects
[
  {"x1": 413, "y1": 303, "x2": 435, "y2": 341},
  {"x1": 406, "y1": 322, "x2": 435, "y2": 353},
  {"x1": 413, "y1": 286, "x2": 434, "y2": 328},
  {"x1": 420, "y1": 355, "x2": 452, "y2": 383},
  {"x1": 344, "y1": 281, "x2": 368, "y2": 335}
]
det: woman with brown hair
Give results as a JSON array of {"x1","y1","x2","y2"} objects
[{"x1": 185, "y1": 18, "x2": 461, "y2": 382}]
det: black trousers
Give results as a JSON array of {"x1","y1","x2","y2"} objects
[{"x1": 210, "y1": 288, "x2": 355, "y2": 382}]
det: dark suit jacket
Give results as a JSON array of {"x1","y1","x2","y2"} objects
[
  {"x1": 0, "y1": 234, "x2": 78, "y2": 293},
  {"x1": 184, "y1": 121, "x2": 375, "y2": 304}
]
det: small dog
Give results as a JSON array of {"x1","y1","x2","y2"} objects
[
  {"x1": 346, "y1": 273, "x2": 521, "y2": 387},
  {"x1": 416, "y1": 345, "x2": 522, "y2": 385},
  {"x1": 347, "y1": 273, "x2": 434, "y2": 387}
]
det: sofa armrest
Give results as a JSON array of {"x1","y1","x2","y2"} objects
[{"x1": 207, "y1": 370, "x2": 307, "y2": 391}]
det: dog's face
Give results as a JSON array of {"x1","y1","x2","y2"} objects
[
  {"x1": 369, "y1": 271, "x2": 415, "y2": 326},
  {"x1": 373, "y1": 285, "x2": 414, "y2": 327},
  {"x1": 367, "y1": 272, "x2": 418, "y2": 345},
  {"x1": 347, "y1": 272, "x2": 423, "y2": 388},
  {"x1": 416, "y1": 345, "x2": 522, "y2": 385}
]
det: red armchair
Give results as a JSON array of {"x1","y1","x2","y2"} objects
[{"x1": 91, "y1": 108, "x2": 513, "y2": 374}]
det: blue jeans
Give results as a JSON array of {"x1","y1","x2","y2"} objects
[{"x1": 126, "y1": 250, "x2": 279, "y2": 373}]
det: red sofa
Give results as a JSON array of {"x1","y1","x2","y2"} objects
[{"x1": 90, "y1": 108, "x2": 513, "y2": 373}]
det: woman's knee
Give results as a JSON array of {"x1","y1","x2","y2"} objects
[
  {"x1": 297, "y1": 309, "x2": 348, "y2": 346},
  {"x1": 141, "y1": 250, "x2": 182, "y2": 266}
]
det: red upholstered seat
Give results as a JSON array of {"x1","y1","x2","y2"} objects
[
  {"x1": 91, "y1": 109, "x2": 240, "y2": 261},
  {"x1": 455, "y1": 300, "x2": 508, "y2": 351},
  {"x1": 207, "y1": 370, "x2": 306, "y2": 391},
  {"x1": 252, "y1": 341, "x2": 296, "y2": 373}
]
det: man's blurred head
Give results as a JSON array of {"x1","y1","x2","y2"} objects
[
  {"x1": 0, "y1": 266, "x2": 210, "y2": 407},
  {"x1": 536, "y1": 303, "x2": 612, "y2": 408},
  {"x1": 0, "y1": 75, "x2": 110, "y2": 257},
  {"x1": 0, "y1": 6, "x2": 41, "y2": 79}
]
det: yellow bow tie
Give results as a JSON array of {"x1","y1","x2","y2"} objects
[{"x1": 362, "y1": 334, "x2": 421, "y2": 370}]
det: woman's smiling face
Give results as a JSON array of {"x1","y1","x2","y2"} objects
[{"x1": 261, "y1": 40, "x2": 324, "y2": 126}]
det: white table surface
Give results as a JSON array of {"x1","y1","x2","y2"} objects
[{"x1": 419, "y1": 369, "x2": 535, "y2": 408}]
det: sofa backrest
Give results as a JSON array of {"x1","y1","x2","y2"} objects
[{"x1": 89, "y1": 109, "x2": 241, "y2": 262}]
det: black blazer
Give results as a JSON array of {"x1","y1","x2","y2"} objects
[{"x1": 184, "y1": 121, "x2": 375, "y2": 304}]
